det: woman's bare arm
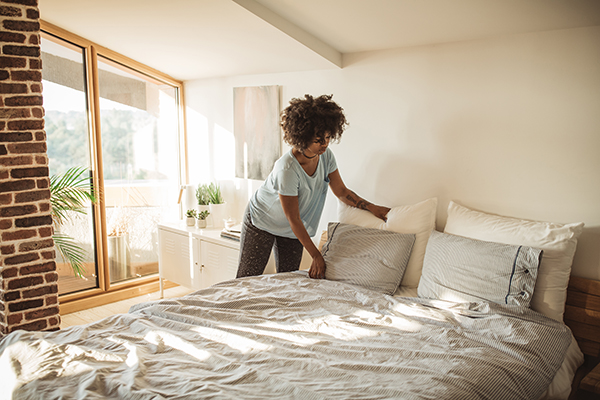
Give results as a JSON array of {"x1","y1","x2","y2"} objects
[
  {"x1": 328, "y1": 169, "x2": 390, "y2": 221},
  {"x1": 279, "y1": 194, "x2": 326, "y2": 279}
]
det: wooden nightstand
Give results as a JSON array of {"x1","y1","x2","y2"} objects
[
  {"x1": 580, "y1": 361, "x2": 600, "y2": 398},
  {"x1": 565, "y1": 276, "x2": 600, "y2": 399}
]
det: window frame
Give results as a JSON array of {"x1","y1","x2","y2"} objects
[{"x1": 41, "y1": 21, "x2": 188, "y2": 313}]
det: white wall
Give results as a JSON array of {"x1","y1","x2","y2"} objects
[{"x1": 184, "y1": 26, "x2": 600, "y2": 280}]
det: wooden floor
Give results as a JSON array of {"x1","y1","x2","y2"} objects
[{"x1": 60, "y1": 285, "x2": 193, "y2": 329}]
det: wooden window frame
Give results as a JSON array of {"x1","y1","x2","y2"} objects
[{"x1": 41, "y1": 21, "x2": 188, "y2": 314}]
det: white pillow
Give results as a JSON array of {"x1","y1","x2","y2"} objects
[
  {"x1": 418, "y1": 231, "x2": 542, "y2": 306},
  {"x1": 323, "y1": 223, "x2": 415, "y2": 295},
  {"x1": 444, "y1": 201, "x2": 584, "y2": 321},
  {"x1": 338, "y1": 198, "x2": 437, "y2": 288}
]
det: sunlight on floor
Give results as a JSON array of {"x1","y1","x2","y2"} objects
[{"x1": 60, "y1": 286, "x2": 193, "y2": 329}]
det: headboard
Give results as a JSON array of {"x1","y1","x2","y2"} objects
[{"x1": 564, "y1": 276, "x2": 600, "y2": 358}]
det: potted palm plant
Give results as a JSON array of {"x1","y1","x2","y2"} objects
[{"x1": 50, "y1": 166, "x2": 97, "y2": 278}]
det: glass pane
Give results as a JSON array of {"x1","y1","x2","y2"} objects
[
  {"x1": 97, "y1": 56, "x2": 180, "y2": 284},
  {"x1": 41, "y1": 35, "x2": 98, "y2": 294}
]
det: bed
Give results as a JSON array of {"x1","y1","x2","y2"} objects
[{"x1": 0, "y1": 199, "x2": 589, "y2": 399}]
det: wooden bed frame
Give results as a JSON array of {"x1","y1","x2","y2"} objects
[{"x1": 564, "y1": 276, "x2": 600, "y2": 398}]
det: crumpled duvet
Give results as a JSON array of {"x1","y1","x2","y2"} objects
[{"x1": 0, "y1": 271, "x2": 572, "y2": 399}]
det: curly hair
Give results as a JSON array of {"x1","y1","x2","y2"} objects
[{"x1": 281, "y1": 94, "x2": 348, "y2": 151}]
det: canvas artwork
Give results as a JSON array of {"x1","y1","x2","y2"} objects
[{"x1": 234, "y1": 86, "x2": 281, "y2": 180}]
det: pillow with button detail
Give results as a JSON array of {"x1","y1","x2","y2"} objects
[
  {"x1": 443, "y1": 201, "x2": 584, "y2": 321},
  {"x1": 418, "y1": 230, "x2": 543, "y2": 306}
]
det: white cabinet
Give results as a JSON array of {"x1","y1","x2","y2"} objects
[
  {"x1": 158, "y1": 221, "x2": 310, "y2": 296},
  {"x1": 158, "y1": 223, "x2": 241, "y2": 295},
  {"x1": 158, "y1": 228, "x2": 199, "y2": 289},
  {"x1": 158, "y1": 222, "x2": 278, "y2": 296}
]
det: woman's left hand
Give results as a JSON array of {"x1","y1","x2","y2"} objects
[{"x1": 370, "y1": 205, "x2": 391, "y2": 222}]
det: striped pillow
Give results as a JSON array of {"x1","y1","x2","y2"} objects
[
  {"x1": 418, "y1": 231, "x2": 542, "y2": 306},
  {"x1": 444, "y1": 201, "x2": 584, "y2": 321},
  {"x1": 323, "y1": 223, "x2": 415, "y2": 295}
]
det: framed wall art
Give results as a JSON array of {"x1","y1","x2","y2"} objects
[{"x1": 233, "y1": 85, "x2": 281, "y2": 180}]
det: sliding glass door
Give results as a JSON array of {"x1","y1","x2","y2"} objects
[
  {"x1": 97, "y1": 56, "x2": 180, "y2": 284},
  {"x1": 40, "y1": 29, "x2": 184, "y2": 296},
  {"x1": 41, "y1": 35, "x2": 98, "y2": 294}
]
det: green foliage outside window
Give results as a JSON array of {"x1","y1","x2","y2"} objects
[{"x1": 46, "y1": 108, "x2": 160, "y2": 181}]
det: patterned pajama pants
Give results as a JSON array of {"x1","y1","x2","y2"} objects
[{"x1": 236, "y1": 207, "x2": 304, "y2": 278}]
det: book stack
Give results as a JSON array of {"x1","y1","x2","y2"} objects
[{"x1": 220, "y1": 224, "x2": 242, "y2": 241}]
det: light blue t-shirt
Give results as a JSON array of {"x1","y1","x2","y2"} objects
[{"x1": 249, "y1": 148, "x2": 338, "y2": 238}]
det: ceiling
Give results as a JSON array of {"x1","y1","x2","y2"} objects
[{"x1": 39, "y1": 0, "x2": 600, "y2": 82}]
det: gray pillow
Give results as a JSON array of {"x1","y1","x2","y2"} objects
[
  {"x1": 418, "y1": 230, "x2": 542, "y2": 306},
  {"x1": 323, "y1": 222, "x2": 415, "y2": 295}
]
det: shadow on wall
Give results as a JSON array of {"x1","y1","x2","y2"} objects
[
  {"x1": 362, "y1": 150, "x2": 599, "y2": 280},
  {"x1": 571, "y1": 226, "x2": 600, "y2": 279},
  {"x1": 353, "y1": 150, "x2": 442, "y2": 218}
]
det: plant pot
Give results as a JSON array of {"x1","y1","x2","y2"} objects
[
  {"x1": 209, "y1": 203, "x2": 227, "y2": 229},
  {"x1": 196, "y1": 219, "x2": 207, "y2": 229},
  {"x1": 186, "y1": 217, "x2": 196, "y2": 226},
  {"x1": 196, "y1": 204, "x2": 211, "y2": 227}
]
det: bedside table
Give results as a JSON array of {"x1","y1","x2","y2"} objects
[
  {"x1": 564, "y1": 276, "x2": 600, "y2": 399},
  {"x1": 580, "y1": 361, "x2": 600, "y2": 397}
]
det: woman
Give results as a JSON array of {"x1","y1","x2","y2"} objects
[{"x1": 236, "y1": 94, "x2": 390, "y2": 280}]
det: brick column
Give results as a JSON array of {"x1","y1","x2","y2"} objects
[{"x1": 0, "y1": 0, "x2": 60, "y2": 334}]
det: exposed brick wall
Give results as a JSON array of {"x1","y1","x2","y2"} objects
[{"x1": 0, "y1": 0, "x2": 60, "y2": 334}]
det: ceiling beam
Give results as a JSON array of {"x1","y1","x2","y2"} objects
[{"x1": 231, "y1": 0, "x2": 343, "y2": 68}]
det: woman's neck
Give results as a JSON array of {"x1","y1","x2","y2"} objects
[
  {"x1": 302, "y1": 151, "x2": 317, "y2": 159},
  {"x1": 293, "y1": 148, "x2": 318, "y2": 164}
]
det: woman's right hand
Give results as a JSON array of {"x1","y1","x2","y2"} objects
[
  {"x1": 371, "y1": 205, "x2": 391, "y2": 222},
  {"x1": 308, "y1": 253, "x2": 326, "y2": 279}
]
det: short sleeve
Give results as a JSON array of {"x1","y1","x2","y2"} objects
[
  {"x1": 273, "y1": 167, "x2": 299, "y2": 196},
  {"x1": 326, "y1": 148, "x2": 338, "y2": 175}
]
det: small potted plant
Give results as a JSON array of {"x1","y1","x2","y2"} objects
[
  {"x1": 196, "y1": 183, "x2": 210, "y2": 208},
  {"x1": 185, "y1": 209, "x2": 197, "y2": 226},
  {"x1": 207, "y1": 182, "x2": 227, "y2": 228},
  {"x1": 195, "y1": 183, "x2": 211, "y2": 226},
  {"x1": 207, "y1": 182, "x2": 224, "y2": 205},
  {"x1": 196, "y1": 210, "x2": 210, "y2": 229}
]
